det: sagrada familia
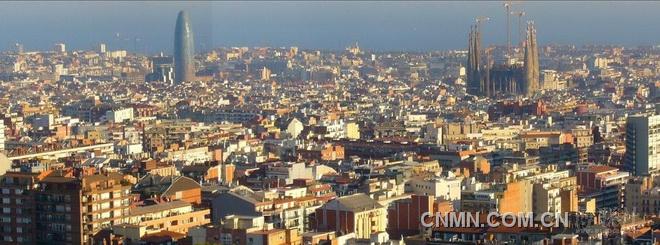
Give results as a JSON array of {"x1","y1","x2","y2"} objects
[{"x1": 466, "y1": 22, "x2": 540, "y2": 97}]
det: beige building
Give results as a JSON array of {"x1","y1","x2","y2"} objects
[
  {"x1": 572, "y1": 126, "x2": 593, "y2": 163},
  {"x1": 532, "y1": 177, "x2": 578, "y2": 214},
  {"x1": 81, "y1": 173, "x2": 133, "y2": 243},
  {"x1": 460, "y1": 180, "x2": 533, "y2": 213},
  {"x1": 625, "y1": 176, "x2": 660, "y2": 215},
  {"x1": 520, "y1": 131, "x2": 566, "y2": 150},
  {"x1": 345, "y1": 122, "x2": 360, "y2": 140},
  {"x1": 443, "y1": 122, "x2": 482, "y2": 142},
  {"x1": 113, "y1": 200, "x2": 210, "y2": 241},
  {"x1": 315, "y1": 194, "x2": 387, "y2": 239},
  {"x1": 246, "y1": 228, "x2": 301, "y2": 245}
]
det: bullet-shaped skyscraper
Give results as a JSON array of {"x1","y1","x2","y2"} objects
[{"x1": 174, "y1": 11, "x2": 195, "y2": 84}]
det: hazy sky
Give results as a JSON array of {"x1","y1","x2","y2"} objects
[{"x1": 1, "y1": 1, "x2": 659, "y2": 53}]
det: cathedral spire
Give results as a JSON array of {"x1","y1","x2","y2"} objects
[
  {"x1": 524, "y1": 22, "x2": 540, "y2": 96},
  {"x1": 467, "y1": 24, "x2": 483, "y2": 96}
]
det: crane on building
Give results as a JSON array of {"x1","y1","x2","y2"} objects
[
  {"x1": 511, "y1": 11, "x2": 526, "y2": 48},
  {"x1": 504, "y1": 0, "x2": 512, "y2": 57}
]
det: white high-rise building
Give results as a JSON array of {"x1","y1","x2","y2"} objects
[
  {"x1": 98, "y1": 43, "x2": 107, "y2": 53},
  {"x1": 53, "y1": 43, "x2": 66, "y2": 53},
  {"x1": 106, "y1": 108, "x2": 134, "y2": 123},
  {"x1": 624, "y1": 114, "x2": 660, "y2": 176},
  {"x1": 0, "y1": 123, "x2": 5, "y2": 153}
]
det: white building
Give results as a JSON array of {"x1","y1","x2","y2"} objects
[
  {"x1": 107, "y1": 50, "x2": 128, "y2": 59},
  {"x1": 405, "y1": 176, "x2": 462, "y2": 201},
  {"x1": 532, "y1": 182, "x2": 563, "y2": 214},
  {"x1": 0, "y1": 123, "x2": 5, "y2": 153},
  {"x1": 116, "y1": 143, "x2": 143, "y2": 155},
  {"x1": 320, "y1": 119, "x2": 345, "y2": 139},
  {"x1": 624, "y1": 114, "x2": 660, "y2": 176},
  {"x1": 161, "y1": 146, "x2": 211, "y2": 165},
  {"x1": 422, "y1": 123, "x2": 443, "y2": 145},
  {"x1": 286, "y1": 118, "x2": 304, "y2": 138},
  {"x1": 53, "y1": 43, "x2": 66, "y2": 53},
  {"x1": 264, "y1": 162, "x2": 336, "y2": 184},
  {"x1": 106, "y1": 108, "x2": 134, "y2": 123}
]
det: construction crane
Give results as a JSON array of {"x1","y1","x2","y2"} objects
[
  {"x1": 511, "y1": 11, "x2": 526, "y2": 47},
  {"x1": 504, "y1": 0, "x2": 512, "y2": 57}
]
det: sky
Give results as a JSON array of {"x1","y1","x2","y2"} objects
[{"x1": 1, "y1": 1, "x2": 660, "y2": 54}]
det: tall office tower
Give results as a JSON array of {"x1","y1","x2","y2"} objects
[
  {"x1": 624, "y1": 114, "x2": 660, "y2": 176},
  {"x1": 523, "y1": 23, "x2": 540, "y2": 96},
  {"x1": 174, "y1": 10, "x2": 195, "y2": 84},
  {"x1": 466, "y1": 24, "x2": 482, "y2": 96},
  {"x1": 53, "y1": 43, "x2": 66, "y2": 53},
  {"x1": 98, "y1": 43, "x2": 106, "y2": 53}
]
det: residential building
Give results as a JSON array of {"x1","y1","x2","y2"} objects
[
  {"x1": 405, "y1": 176, "x2": 462, "y2": 201},
  {"x1": 112, "y1": 200, "x2": 210, "y2": 242},
  {"x1": 314, "y1": 193, "x2": 386, "y2": 239},
  {"x1": 577, "y1": 165, "x2": 630, "y2": 209},
  {"x1": 624, "y1": 114, "x2": 660, "y2": 176}
]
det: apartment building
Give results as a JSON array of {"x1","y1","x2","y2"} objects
[
  {"x1": 314, "y1": 193, "x2": 387, "y2": 239},
  {"x1": 113, "y1": 200, "x2": 210, "y2": 241}
]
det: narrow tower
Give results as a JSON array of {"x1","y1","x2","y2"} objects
[
  {"x1": 466, "y1": 25, "x2": 482, "y2": 96},
  {"x1": 174, "y1": 11, "x2": 195, "y2": 84},
  {"x1": 523, "y1": 22, "x2": 539, "y2": 96}
]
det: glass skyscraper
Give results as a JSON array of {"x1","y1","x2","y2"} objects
[{"x1": 174, "y1": 10, "x2": 195, "y2": 84}]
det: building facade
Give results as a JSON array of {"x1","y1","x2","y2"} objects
[
  {"x1": 314, "y1": 193, "x2": 386, "y2": 239},
  {"x1": 624, "y1": 114, "x2": 660, "y2": 176}
]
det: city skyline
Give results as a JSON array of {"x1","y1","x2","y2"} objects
[
  {"x1": 2, "y1": 1, "x2": 660, "y2": 244},
  {"x1": 2, "y1": 1, "x2": 660, "y2": 53}
]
